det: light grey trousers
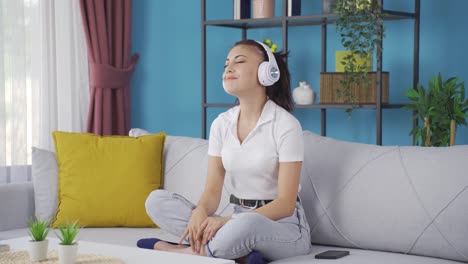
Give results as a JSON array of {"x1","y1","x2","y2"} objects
[{"x1": 145, "y1": 189, "x2": 312, "y2": 261}]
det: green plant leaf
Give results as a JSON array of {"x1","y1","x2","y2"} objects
[
  {"x1": 415, "y1": 129, "x2": 422, "y2": 146},
  {"x1": 55, "y1": 220, "x2": 80, "y2": 245},
  {"x1": 28, "y1": 216, "x2": 50, "y2": 241},
  {"x1": 405, "y1": 88, "x2": 420, "y2": 101}
]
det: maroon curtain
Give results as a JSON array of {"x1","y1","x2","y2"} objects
[{"x1": 79, "y1": 0, "x2": 139, "y2": 135}]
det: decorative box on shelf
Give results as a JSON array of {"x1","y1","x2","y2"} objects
[{"x1": 319, "y1": 72, "x2": 389, "y2": 104}]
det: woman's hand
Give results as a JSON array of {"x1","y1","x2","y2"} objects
[
  {"x1": 196, "y1": 216, "x2": 231, "y2": 252},
  {"x1": 179, "y1": 207, "x2": 208, "y2": 252}
]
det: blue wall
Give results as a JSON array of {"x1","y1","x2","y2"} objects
[{"x1": 132, "y1": 0, "x2": 468, "y2": 145}]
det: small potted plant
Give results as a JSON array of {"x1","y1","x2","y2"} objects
[
  {"x1": 404, "y1": 73, "x2": 468, "y2": 146},
  {"x1": 56, "y1": 220, "x2": 80, "y2": 264},
  {"x1": 28, "y1": 216, "x2": 50, "y2": 261}
]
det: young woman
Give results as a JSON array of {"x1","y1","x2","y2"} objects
[{"x1": 137, "y1": 39, "x2": 312, "y2": 264}]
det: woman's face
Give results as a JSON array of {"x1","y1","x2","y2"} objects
[{"x1": 222, "y1": 44, "x2": 264, "y2": 97}]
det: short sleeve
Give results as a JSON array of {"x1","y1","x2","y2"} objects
[
  {"x1": 208, "y1": 117, "x2": 223, "y2": 157},
  {"x1": 277, "y1": 118, "x2": 304, "y2": 162}
]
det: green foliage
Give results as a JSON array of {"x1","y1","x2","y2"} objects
[
  {"x1": 56, "y1": 220, "x2": 80, "y2": 245},
  {"x1": 28, "y1": 216, "x2": 50, "y2": 241},
  {"x1": 334, "y1": 0, "x2": 385, "y2": 110},
  {"x1": 404, "y1": 73, "x2": 468, "y2": 146}
]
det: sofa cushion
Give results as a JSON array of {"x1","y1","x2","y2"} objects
[
  {"x1": 51, "y1": 131, "x2": 166, "y2": 227},
  {"x1": 299, "y1": 131, "x2": 468, "y2": 263},
  {"x1": 270, "y1": 244, "x2": 466, "y2": 264},
  {"x1": 31, "y1": 147, "x2": 58, "y2": 221},
  {"x1": 28, "y1": 129, "x2": 232, "y2": 229}
]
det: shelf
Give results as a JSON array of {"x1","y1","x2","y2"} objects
[
  {"x1": 204, "y1": 10, "x2": 416, "y2": 29},
  {"x1": 295, "y1": 103, "x2": 376, "y2": 109},
  {"x1": 204, "y1": 103, "x2": 406, "y2": 109},
  {"x1": 201, "y1": 0, "x2": 421, "y2": 144},
  {"x1": 205, "y1": 17, "x2": 283, "y2": 29},
  {"x1": 382, "y1": 103, "x2": 406, "y2": 109}
]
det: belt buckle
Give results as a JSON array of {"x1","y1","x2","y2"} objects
[{"x1": 240, "y1": 199, "x2": 258, "y2": 209}]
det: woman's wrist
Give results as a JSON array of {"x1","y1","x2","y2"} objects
[{"x1": 193, "y1": 206, "x2": 208, "y2": 216}]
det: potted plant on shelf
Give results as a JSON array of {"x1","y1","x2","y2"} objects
[
  {"x1": 56, "y1": 220, "x2": 80, "y2": 264},
  {"x1": 404, "y1": 73, "x2": 468, "y2": 146},
  {"x1": 333, "y1": 0, "x2": 385, "y2": 110},
  {"x1": 28, "y1": 216, "x2": 50, "y2": 261}
]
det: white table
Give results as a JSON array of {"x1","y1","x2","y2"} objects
[{"x1": 1, "y1": 237, "x2": 235, "y2": 264}]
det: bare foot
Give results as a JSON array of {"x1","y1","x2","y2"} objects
[
  {"x1": 235, "y1": 256, "x2": 247, "y2": 264},
  {"x1": 153, "y1": 241, "x2": 188, "y2": 250},
  {"x1": 154, "y1": 241, "x2": 207, "y2": 256}
]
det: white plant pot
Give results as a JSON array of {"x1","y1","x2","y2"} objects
[
  {"x1": 28, "y1": 239, "x2": 49, "y2": 261},
  {"x1": 58, "y1": 243, "x2": 78, "y2": 264}
]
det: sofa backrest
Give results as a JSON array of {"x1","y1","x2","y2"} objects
[
  {"x1": 161, "y1": 135, "x2": 231, "y2": 215},
  {"x1": 300, "y1": 131, "x2": 468, "y2": 263},
  {"x1": 129, "y1": 129, "x2": 231, "y2": 215},
  {"x1": 0, "y1": 182, "x2": 34, "y2": 232}
]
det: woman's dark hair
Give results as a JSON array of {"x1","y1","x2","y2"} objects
[{"x1": 233, "y1": 39, "x2": 293, "y2": 112}]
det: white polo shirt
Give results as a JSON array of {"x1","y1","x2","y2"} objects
[{"x1": 208, "y1": 99, "x2": 304, "y2": 200}]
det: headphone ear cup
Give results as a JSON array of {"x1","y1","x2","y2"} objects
[
  {"x1": 258, "y1": 61, "x2": 272, "y2": 86},
  {"x1": 269, "y1": 64, "x2": 280, "y2": 83}
]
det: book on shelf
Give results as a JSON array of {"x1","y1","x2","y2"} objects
[
  {"x1": 233, "y1": 0, "x2": 250, "y2": 20},
  {"x1": 0, "y1": 243, "x2": 10, "y2": 252},
  {"x1": 288, "y1": 0, "x2": 301, "y2": 16}
]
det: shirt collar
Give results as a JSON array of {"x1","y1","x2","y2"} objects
[
  {"x1": 256, "y1": 99, "x2": 276, "y2": 126},
  {"x1": 229, "y1": 99, "x2": 276, "y2": 137}
]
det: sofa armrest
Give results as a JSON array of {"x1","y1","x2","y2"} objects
[{"x1": 0, "y1": 183, "x2": 34, "y2": 231}]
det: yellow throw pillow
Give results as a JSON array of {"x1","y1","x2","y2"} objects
[{"x1": 51, "y1": 131, "x2": 165, "y2": 227}]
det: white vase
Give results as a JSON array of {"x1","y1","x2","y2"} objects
[
  {"x1": 58, "y1": 243, "x2": 78, "y2": 264},
  {"x1": 292, "y1": 81, "x2": 315, "y2": 105},
  {"x1": 28, "y1": 239, "x2": 49, "y2": 261}
]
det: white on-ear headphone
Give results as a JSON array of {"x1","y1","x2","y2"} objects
[{"x1": 255, "y1": 41, "x2": 280, "y2": 86}]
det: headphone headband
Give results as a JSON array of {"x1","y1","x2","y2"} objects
[
  {"x1": 255, "y1": 41, "x2": 278, "y2": 68},
  {"x1": 255, "y1": 40, "x2": 280, "y2": 86}
]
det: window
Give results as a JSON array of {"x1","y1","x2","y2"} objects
[
  {"x1": 0, "y1": 0, "x2": 89, "y2": 184},
  {"x1": 1, "y1": 0, "x2": 36, "y2": 168}
]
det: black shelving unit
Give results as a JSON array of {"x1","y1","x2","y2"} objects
[{"x1": 201, "y1": 0, "x2": 420, "y2": 145}]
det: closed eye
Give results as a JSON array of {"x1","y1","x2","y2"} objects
[{"x1": 224, "y1": 61, "x2": 245, "y2": 68}]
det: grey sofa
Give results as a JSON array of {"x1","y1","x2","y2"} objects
[{"x1": 1, "y1": 130, "x2": 467, "y2": 264}]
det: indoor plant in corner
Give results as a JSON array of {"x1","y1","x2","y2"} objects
[
  {"x1": 56, "y1": 220, "x2": 80, "y2": 264},
  {"x1": 404, "y1": 73, "x2": 468, "y2": 146},
  {"x1": 28, "y1": 216, "x2": 50, "y2": 261},
  {"x1": 334, "y1": 0, "x2": 385, "y2": 111}
]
